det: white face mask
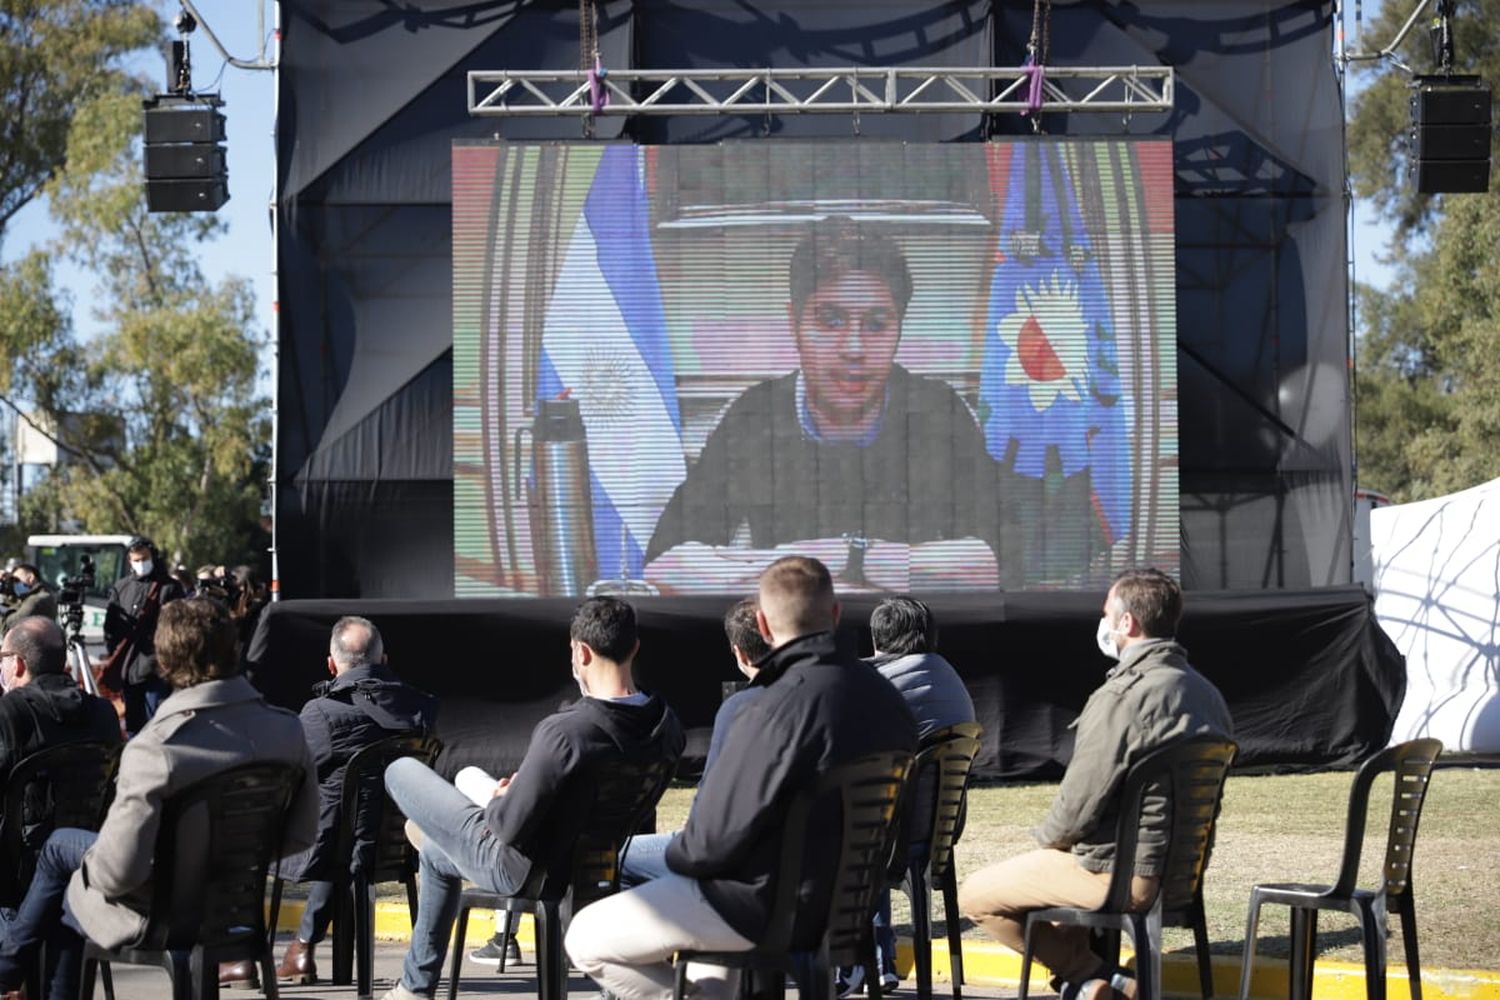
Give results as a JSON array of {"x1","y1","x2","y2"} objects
[
  {"x1": 1096, "y1": 615, "x2": 1122, "y2": 661},
  {"x1": 131, "y1": 558, "x2": 153, "y2": 578}
]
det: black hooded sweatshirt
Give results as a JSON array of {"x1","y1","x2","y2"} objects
[{"x1": 483, "y1": 691, "x2": 685, "y2": 893}]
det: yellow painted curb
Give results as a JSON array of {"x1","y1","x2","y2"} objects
[{"x1": 271, "y1": 899, "x2": 1500, "y2": 1000}]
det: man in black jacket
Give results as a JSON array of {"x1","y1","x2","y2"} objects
[
  {"x1": 254, "y1": 617, "x2": 437, "y2": 986},
  {"x1": 566, "y1": 556, "x2": 918, "y2": 1000},
  {"x1": 103, "y1": 537, "x2": 185, "y2": 734},
  {"x1": 378, "y1": 597, "x2": 684, "y2": 1000},
  {"x1": 0, "y1": 617, "x2": 122, "y2": 904},
  {"x1": 1, "y1": 566, "x2": 56, "y2": 636}
]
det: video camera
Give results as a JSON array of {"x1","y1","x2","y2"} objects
[
  {"x1": 58, "y1": 555, "x2": 95, "y2": 634},
  {"x1": 195, "y1": 572, "x2": 240, "y2": 605}
]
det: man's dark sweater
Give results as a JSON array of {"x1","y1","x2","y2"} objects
[
  {"x1": 645, "y1": 366, "x2": 1021, "y2": 580},
  {"x1": 485, "y1": 693, "x2": 685, "y2": 889},
  {"x1": 666, "y1": 631, "x2": 918, "y2": 945}
]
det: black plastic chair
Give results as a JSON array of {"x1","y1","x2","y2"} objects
[
  {"x1": 0, "y1": 740, "x2": 122, "y2": 907},
  {"x1": 890, "y1": 722, "x2": 982, "y2": 1000},
  {"x1": 0, "y1": 739, "x2": 121, "y2": 1000},
  {"x1": 446, "y1": 750, "x2": 678, "y2": 1000},
  {"x1": 78, "y1": 760, "x2": 308, "y2": 1000},
  {"x1": 673, "y1": 750, "x2": 915, "y2": 1000},
  {"x1": 1017, "y1": 736, "x2": 1238, "y2": 1000},
  {"x1": 1237, "y1": 738, "x2": 1443, "y2": 1000},
  {"x1": 267, "y1": 732, "x2": 441, "y2": 998}
]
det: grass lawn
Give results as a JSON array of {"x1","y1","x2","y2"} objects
[{"x1": 653, "y1": 765, "x2": 1500, "y2": 971}]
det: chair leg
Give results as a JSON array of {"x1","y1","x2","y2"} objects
[
  {"x1": 498, "y1": 908, "x2": 518, "y2": 973},
  {"x1": 909, "y1": 865, "x2": 933, "y2": 1000},
  {"x1": 1129, "y1": 913, "x2": 1161, "y2": 1000},
  {"x1": 447, "y1": 904, "x2": 472, "y2": 1000},
  {"x1": 260, "y1": 952, "x2": 282, "y2": 1000},
  {"x1": 405, "y1": 873, "x2": 420, "y2": 927},
  {"x1": 1357, "y1": 899, "x2": 1388, "y2": 1000},
  {"x1": 355, "y1": 876, "x2": 376, "y2": 999},
  {"x1": 331, "y1": 878, "x2": 354, "y2": 986},
  {"x1": 673, "y1": 952, "x2": 689, "y2": 1000},
  {"x1": 1190, "y1": 895, "x2": 1215, "y2": 1000},
  {"x1": 80, "y1": 956, "x2": 98, "y2": 1000},
  {"x1": 1017, "y1": 915, "x2": 1036, "y2": 1000},
  {"x1": 100, "y1": 961, "x2": 116, "y2": 1000},
  {"x1": 537, "y1": 901, "x2": 563, "y2": 1000},
  {"x1": 267, "y1": 877, "x2": 285, "y2": 952},
  {"x1": 1238, "y1": 894, "x2": 1263, "y2": 1000},
  {"x1": 1287, "y1": 908, "x2": 1318, "y2": 1000},
  {"x1": 1397, "y1": 899, "x2": 1422, "y2": 1000},
  {"x1": 939, "y1": 864, "x2": 964, "y2": 997},
  {"x1": 186, "y1": 947, "x2": 212, "y2": 1000}
]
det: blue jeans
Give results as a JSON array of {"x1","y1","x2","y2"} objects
[
  {"x1": 619, "y1": 832, "x2": 676, "y2": 888},
  {"x1": 0, "y1": 827, "x2": 97, "y2": 1000},
  {"x1": 384, "y1": 757, "x2": 530, "y2": 996},
  {"x1": 124, "y1": 676, "x2": 171, "y2": 736}
]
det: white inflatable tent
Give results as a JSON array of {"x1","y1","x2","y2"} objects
[{"x1": 1371, "y1": 477, "x2": 1500, "y2": 752}]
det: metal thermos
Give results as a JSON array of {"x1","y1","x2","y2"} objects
[{"x1": 516, "y1": 398, "x2": 597, "y2": 597}]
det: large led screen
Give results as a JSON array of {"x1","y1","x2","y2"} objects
[{"x1": 454, "y1": 141, "x2": 1177, "y2": 597}]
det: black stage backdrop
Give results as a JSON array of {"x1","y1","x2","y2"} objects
[
  {"x1": 276, "y1": 0, "x2": 1352, "y2": 600},
  {"x1": 246, "y1": 588, "x2": 1404, "y2": 781}
]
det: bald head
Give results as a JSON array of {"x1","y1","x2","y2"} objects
[
  {"x1": 4, "y1": 616, "x2": 67, "y2": 679},
  {"x1": 329, "y1": 616, "x2": 384, "y2": 673},
  {"x1": 757, "y1": 556, "x2": 839, "y2": 647}
]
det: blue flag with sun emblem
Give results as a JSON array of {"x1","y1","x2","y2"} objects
[
  {"x1": 978, "y1": 144, "x2": 1132, "y2": 543},
  {"x1": 537, "y1": 146, "x2": 686, "y2": 583}
]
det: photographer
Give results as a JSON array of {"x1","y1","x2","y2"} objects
[
  {"x1": 1, "y1": 566, "x2": 56, "y2": 636},
  {"x1": 102, "y1": 537, "x2": 185, "y2": 734}
]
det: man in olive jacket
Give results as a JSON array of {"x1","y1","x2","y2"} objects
[{"x1": 959, "y1": 568, "x2": 1232, "y2": 1000}]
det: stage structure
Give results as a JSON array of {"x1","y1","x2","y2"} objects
[{"x1": 264, "y1": 1, "x2": 1392, "y2": 779}]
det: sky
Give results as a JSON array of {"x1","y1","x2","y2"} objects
[{"x1": 1, "y1": 1, "x2": 1399, "y2": 398}]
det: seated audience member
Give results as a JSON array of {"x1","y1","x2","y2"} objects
[
  {"x1": 565, "y1": 556, "x2": 918, "y2": 1000},
  {"x1": 248, "y1": 616, "x2": 438, "y2": 987},
  {"x1": 838, "y1": 596, "x2": 977, "y2": 996},
  {"x1": 0, "y1": 618, "x2": 122, "y2": 903},
  {"x1": 958, "y1": 568, "x2": 1232, "y2": 1000},
  {"x1": 0, "y1": 598, "x2": 319, "y2": 1000},
  {"x1": 378, "y1": 597, "x2": 684, "y2": 1000},
  {"x1": 613, "y1": 597, "x2": 770, "y2": 890}
]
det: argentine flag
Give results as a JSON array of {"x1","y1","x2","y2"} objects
[
  {"x1": 978, "y1": 143, "x2": 1133, "y2": 543},
  {"x1": 537, "y1": 146, "x2": 686, "y2": 582}
]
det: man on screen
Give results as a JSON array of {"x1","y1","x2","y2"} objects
[{"x1": 644, "y1": 217, "x2": 1021, "y2": 592}]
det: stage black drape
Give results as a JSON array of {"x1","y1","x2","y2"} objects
[{"x1": 246, "y1": 587, "x2": 1404, "y2": 780}]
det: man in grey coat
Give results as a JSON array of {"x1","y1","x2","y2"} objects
[
  {"x1": 958, "y1": 568, "x2": 1232, "y2": 1000},
  {"x1": 0, "y1": 598, "x2": 319, "y2": 1000}
]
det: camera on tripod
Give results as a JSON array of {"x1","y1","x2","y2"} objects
[{"x1": 58, "y1": 555, "x2": 96, "y2": 634}]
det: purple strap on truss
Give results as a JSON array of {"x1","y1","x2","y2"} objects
[
  {"x1": 588, "y1": 58, "x2": 609, "y2": 113},
  {"x1": 1023, "y1": 59, "x2": 1044, "y2": 115}
]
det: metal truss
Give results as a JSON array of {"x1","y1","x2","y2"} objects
[{"x1": 468, "y1": 66, "x2": 1173, "y2": 117}]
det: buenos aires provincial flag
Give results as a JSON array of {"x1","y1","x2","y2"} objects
[{"x1": 537, "y1": 145, "x2": 686, "y2": 581}]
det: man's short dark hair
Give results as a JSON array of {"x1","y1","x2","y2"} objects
[
  {"x1": 6, "y1": 616, "x2": 66, "y2": 675},
  {"x1": 570, "y1": 597, "x2": 637, "y2": 663},
  {"x1": 870, "y1": 596, "x2": 936, "y2": 656},
  {"x1": 759, "y1": 556, "x2": 837, "y2": 638},
  {"x1": 723, "y1": 597, "x2": 769, "y2": 662},
  {"x1": 155, "y1": 598, "x2": 241, "y2": 688},
  {"x1": 12, "y1": 563, "x2": 39, "y2": 580},
  {"x1": 127, "y1": 536, "x2": 154, "y2": 558},
  {"x1": 1110, "y1": 568, "x2": 1183, "y2": 639},
  {"x1": 788, "y1": 217, "x2": 913, "y2": 321}
]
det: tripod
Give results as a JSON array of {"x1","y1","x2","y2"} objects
[{"x1": 62, "y1": 604, "x2": 101, "y2": 697}]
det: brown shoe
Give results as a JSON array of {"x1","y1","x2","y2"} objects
[
  {"x1": 219, "y1": 960, "x2": 261, "y2": 990},
  {"x1": 277, "y1": 937, "x2": 319, "y2": 984}
]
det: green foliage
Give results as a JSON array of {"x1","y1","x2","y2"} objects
[
  {"x1": 0, "y1": 0, "x2": 159, "y2": 238},
  {"x1": 1348, "y1": 0, "x2": 1500, "y2": 499},
  {"x1": 0, "y1": 81, "x2": 269, "y2": 567}
]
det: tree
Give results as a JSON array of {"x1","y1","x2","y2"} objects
[
  {"x1": 0, "y1": 0, "x2": 158, "y2": 239},
  {"x1": 4, "y1": 87, "x2": 270, "y2": 567},
  {"x1": 1347, "y1": 0, "x2": 1500, "y2": 500}
]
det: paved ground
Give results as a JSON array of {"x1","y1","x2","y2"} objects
[{"x1": 87, "y1": 935, "x2": 1023, "y2": 1000}]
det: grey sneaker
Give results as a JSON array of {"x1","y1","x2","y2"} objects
[
  {"x1": 468, "y1": 934, "x2": 522, "y2": 966},
  {"x1": 379, "y1": 985, "x2": 432, "y2": 1000}
]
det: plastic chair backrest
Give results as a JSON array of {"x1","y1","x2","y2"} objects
[
  {"x1": 336, "y1": 732, "x2": 443, "y2": 879},
  {"x1": 906, "y1": 724, "x2": 982, "y2": 880},
  {"x1": 759, "y1": 751, "x2": 913, "y2": 962},
  {"x1": 561, "y1": 751, "x2": 678, "y2": 909},
  {"x1": 1330, "y1": 737, "x2": 1442, "y2": 899},
  {"x1": 1103, "y1": 736, "x2": 1237, "y2": 915},
  {"x1": 0, "y1": 740, "x2": 121, "y2": 901},
  {"x1": 135, "y1": 761, "x2": 305, "y2": 952}
]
